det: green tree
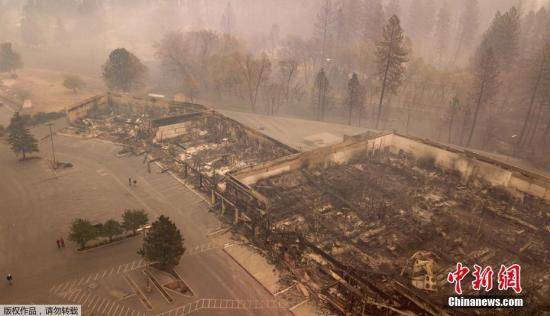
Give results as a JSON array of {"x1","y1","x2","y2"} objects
[
  {"x1": 122, "y1": 209, "x2": 149, "y2": 235},
  {"x1": 474, "y1": 7, "x2": 520, "y2": 70},
  {"x1": 63, "y1": 75, "x2": 86, "y2": 93},
  {"x1": 69, "y1": 218, "x2": 99, "y2": 249},
  {"x1": 0, "y1": 42, "x2": 22, "y2": 74},
  {"x1": 7, "y1": 112, "x2": 39, "y2": 160},
  {"x1": 375, "y1": 15, "x2": 408, "y2": 129},
  {"x1": 101, "y1": 219, "x2": 122, "y2": 242},
  {"x1": 102, "y1": 48, "x2": 147, "y2": 92},
  {"x1": 138, "y1": 215, "x2": 185, "y2": 269},
  {"x1": 466, "y1": 47, "x2": 499, "y2": 147},
  {"x1": 346, "y1": 73, "x2": 363, "y2": 125}
]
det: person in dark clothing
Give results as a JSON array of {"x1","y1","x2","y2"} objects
[
  {"x1": 56, "y1": 239, "x2": 60, "y2": 248},
  {"x1": 6, "y1": 274, "x2": 13, "y2": 285},
  {"x1": 60, "y1": 238, "x2": 65, "y2": 248},
  {"x1": 128, "y1": 178, "x2": 132, "y2": 186},
  {"x1": 133, "y1": 179, "x2": 137, "y2": 186}
]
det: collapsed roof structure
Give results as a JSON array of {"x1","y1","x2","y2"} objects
[{"x1": 67, "y1": 94, "x2": 550, "y2": 315}]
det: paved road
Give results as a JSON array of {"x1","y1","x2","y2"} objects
[{"x1": 0, "y1": 132, "x2": 287, "y2": 315}]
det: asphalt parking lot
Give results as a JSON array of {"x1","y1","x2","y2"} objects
[{"x1": 0, "y1": 131, "x2": 287, "y2": 315}]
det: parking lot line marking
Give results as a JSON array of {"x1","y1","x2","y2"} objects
[
  {"x1": 111, "y1": 304, "x2": 120, "y2": 316},
  {"x1": 105, "y1": 301, "x2": 115, "y2": 315},
  {"x1": 124, "y1": 306, "x2": 130, "y2": 316},
  {"x1": 50, "y1": 283, "x2": 62, "y2": 293},
  {"x1": 92, "y1": 271, "x2": 101, "y2": 281},
  {"x1": 81, "y1": 293, "x2": 91, "y2": 306},
  {"x1": 71, "y1": 290, "x2": 84, "y2": 302},
  {"x1": 58, "y1": 281, "x2": 72, "y2": 293},
  {"x1": 95, "y1": 298, "x2": 106, "y2": 313},
  {"x1": 84, "y1": 274, "x2": 93, "y2": 284},
  {"x1": 66, "y1": 289, "x2": 79, "y2": 301},
  {"x1": 86, "y1": 296, "x2": 98, "y2": 310}
]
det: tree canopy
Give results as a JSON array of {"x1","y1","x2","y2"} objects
[
  {"x1": 69, "y1": 218, "x2": 99, "y2": 249},
  {"x1": 102, "y1": 48, "x2": 147, "y2": 92},
  {"x1": 138, "y1": 215, "x2": 185, "y2": 269},
  {"x1": 122, "y1": 209, "x2": 149, "y2": 235},
  {"x1": 7, "y1": 112, "x2": 39, "y2": 160},
  {"x1": 0, "y1": 42, "x2": 22, "y2": 73}
]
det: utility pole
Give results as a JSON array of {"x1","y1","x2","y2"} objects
[{"x1": 47, "y1": 123, "x2": 57, "y2": 169}]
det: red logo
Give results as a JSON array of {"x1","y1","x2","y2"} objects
[{"x1": 447, "y1": 263, "x2": 522, "y2": 295}]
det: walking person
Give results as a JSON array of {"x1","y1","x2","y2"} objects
[
  {"x1": 6, "y1": 274, "x2": 12, "y2": 285},
  {"x1": 128, "y1": 178, "x2": 132, "y2": 186},
  {"x1": 56, "y1": 239, "x2": 60, "y2": 248},
  {"x1": 60, "y1": 237, "x2": 65, "y2": 248},
  {"x1": 133, "y1": 179, "x2": 137, "y2": 186}
]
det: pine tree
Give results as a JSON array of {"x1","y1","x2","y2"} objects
[
  {"x1": 375, "y1": 15, "x2": 408, "y2": 129},
  {"x1": 314, "y1": 68, "x2": 330, "y2": 121},
  {"x1": 138, "y1": 215, "x2": 185, "y2": 269},
  {"x1": 102, "y1": 48, "x2": 147, "y2": 92},
  {"x1": 475, "y1": 7, "x2": 520, "y2": 69},
  {"x1": 346, "y1": 73, "x2": 363, "y2": 125},
  {"x1": 466, "y1": 48, "x2": 499, "y2": 147},
  {"x1": 7, "y1": 112, "x2": 39, "y2": 160}
]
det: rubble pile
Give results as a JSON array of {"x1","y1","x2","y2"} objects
[{"x1": 246, "y1": 152, "x2": 550, "y2": 315}]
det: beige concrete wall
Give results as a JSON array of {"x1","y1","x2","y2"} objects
[
  {"x1": 66, "y1": 95, "x2": 108, "y2": 123},
  {"x1": 233, "y1": 131, "x2": 550, "y2": 201},
  {"x1": 390, "y1": 134, "x2": 550, "y2": 201},
  {"x1": 235, "y1": 132, "x2": 393, "y2": 186}
]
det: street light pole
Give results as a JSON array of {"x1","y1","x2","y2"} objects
[{"x1": 47, "y1": 123, "x2": 57, "y2": 168}]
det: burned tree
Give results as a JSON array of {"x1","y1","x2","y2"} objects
[
  {"x1": 466, "y1": 47, "x2": 499, "y2": 147},
  {"x1": 375, "y1": 15, "x2": 408, "y2": 129},
  {"x1": 517, "y1": 43, "x2": 550, "y2": 148}
]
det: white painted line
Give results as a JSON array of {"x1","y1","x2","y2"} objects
[
  {"x1": 87, "y1": 296, "x2": 98, "y2": 311},
  {"x1": 111, "y1": 304, "x2": 121, "y2": 316},
  {"x1": 66, "y1": 289, "x2": 80, "y2": 301},
  {"x1": 84, "y1": 274, "x2": 93, "y2": 284},
  {"x1": 124, "y1": 306, "x2": 130, "y2": 316},
  {"x1": 92, "y1": 271, "x2": 101, "y2": 281},
  {"x1": 107, "y1": 301, "x2": 116, "y2": 315},
  {"x1": 100, "y1": 270, "x2": 108, "y2": 279},
  {"x1": 59, "y1": 281, "x2": 72, "y2": 293},
  {"x1": 96, "y1": 298, "x2": 107, "y2": 313},
  {"x1": 81, "y1": 293, "x2": 91, "y2": 306},
  {"x1": 72, "y1": 290, "x2": 85, "y2": 303},
  {"x1": 50, "y1": 283, "x2": 62, "y2": 293}
]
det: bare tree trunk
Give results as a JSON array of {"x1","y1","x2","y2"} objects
[
  {"x1": 376, "y1": 58, "x2": 391, "y2": 129},
  {"x1": 467, "y1": 82, "x2": 486, "y2": 147},
  {"x1": 518, "y1": 51, "x2": 546, "y2": 147}
]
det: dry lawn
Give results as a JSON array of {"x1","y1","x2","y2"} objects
[{"x1": 1, "y1": 68, "x2": 104, "y2": 113}]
